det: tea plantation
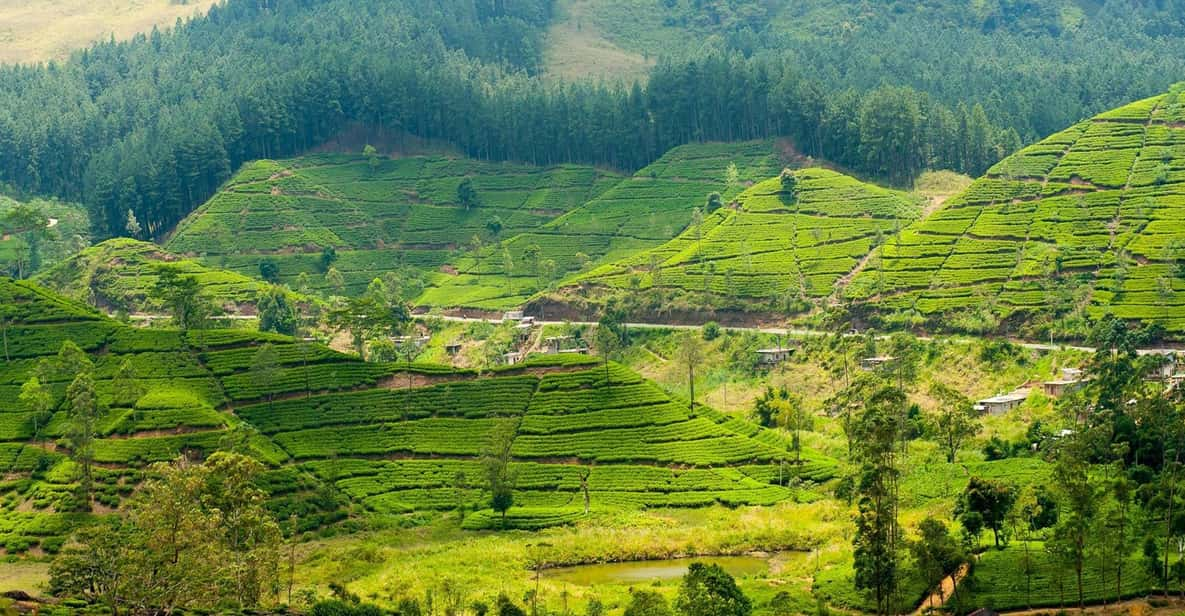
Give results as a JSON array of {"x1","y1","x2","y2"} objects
[
  {"x1": 847, "y1": 84, "x2": 1185, "y2": 336},
  {"x1": 0, "y1": 276, "x2": 835, "y2": 552},
  {"x1": 565, "y1": 168, "x2": 921, "y2": 311},
  {"x1": 165, "y1": 153, "x2": 622, "y2": 296},
  {"x1": 34, "y1": 238, "x2": 283, "y2": 314},
  {"x1": 417, "y1": 140, "x2": 785, "y2": 310}
]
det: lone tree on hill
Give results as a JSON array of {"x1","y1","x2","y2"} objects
[
  {"x1": 125, "y1": 208, "x2": 142, "y2": 239},
  {"x1": 593, "y1": 319, "x2": 623, "y2": 388},
  {"x1": 152, "y1": 267, "x2": 212, "y2": 331},
  {"x1": 908, "y1": 518, "x2": 965, "y2": 612},
  {"x1": 4, "y1": 203, "x2": 50, "y2": 278},
  {"x1": 957, "y1": 476, "x2": 1016, "y2": 549},
  {"x1": 19, "y1": 376, "x2": 54, "y2": 442},
  {"x1": 251, "y1": 343, "x2": 280, "y2": 409},
  {"x1": 851, "y1": 385, "x2": 908, "y2": 616},
  {"x1": 484, "y1": 421, "x2": 518, "y2": 528},
  {"x1": 65, "y1": 370, "x2": 100, "y2": 510},
  {"x1": 364, "y1": 144, "x2": 379, "y2": 174},
  {"x1": 779, "y1": 168, "x2": 798, "y2": 198},
  {"x1": 258, "y1": 286, "x2": 298, "y2": 336},
  {"x1": 676, "y1": 329, "x2": 705, "y2": 409},
  {"x1": 111, "y1": 358, "x2": 145, "y2": 408},
  {"x1": 458, "y1": 178, "x2": 479, "y2": 211},
  {"x1": 929, "y1": 382, "x2": 979, "y2": 463},
  {"x1": 705, "y1": 192, "x2": 723, "y2": 213}
]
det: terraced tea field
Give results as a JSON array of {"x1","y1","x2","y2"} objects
[
  {"x1": 34, "y1": 238, "x2": 283, "y2": 314},
  {"x1": 0, "y1": 276, "x2": 833, "y2": 550},
  {"x1": 848, "y1": 84, "x2": 1185, "y2": 335},
  {"x1": 166, "y1": 153, "x2": 621, "y2": 296},
  {"x1": 418, "y1": 141, "x2": 784, "y2": 310},
  {"x1": 564, "y1": 168, "x2": 921, "y2": 312}
]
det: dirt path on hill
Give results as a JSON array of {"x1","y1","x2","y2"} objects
[{"x1": 913, "y1": 563, "x2": 969, "y2": 614}]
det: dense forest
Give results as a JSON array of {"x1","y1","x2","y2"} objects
[
  {"x1": 608, "y1": 0, "x2": 1185, "y2": 139},
  {"x1": 0, "y1": 0, "x2": 1017, "y2": 242}
]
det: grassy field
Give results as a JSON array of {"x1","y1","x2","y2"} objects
[
  {"x1": 848, "y1": 84, "x2": 1185, "y2": 338},
  {"x1": 543, "y1": 0, "x2": 653, "y2": 83},
  {"x1": 0, "y1": 0, "x2": 218, "y2": 64}
]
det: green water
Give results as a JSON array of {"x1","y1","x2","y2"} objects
[{"x1": 542, "y1": 554, "x2": 772, "y2": 586}]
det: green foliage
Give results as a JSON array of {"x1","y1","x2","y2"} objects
[
  {"x1": 675, "y1": 563, "x2": 752, "y2": 616},
  {"x1": 625, "y1": 591, "x2": 673, "y2": 616}
]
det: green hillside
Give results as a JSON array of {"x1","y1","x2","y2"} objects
[
  {"x1": 34, "y1": 238, "x2": 286, "y2": 314},
  {"x1": 165, "y1": 153, "x2": 622, "y2": 296},
  {"x1": 847, "y1": 84, "x2": 1185, "y2": 337},
  {"x1": 0, "y1": 195, "x2": 89, "y2": 279},
  {"x1": 552, "y1": 168, "x2": 921, "y2": 316},
  {"x1": 0, "y1": 277, "x2": 833, "y2": 551},
  {"x1": 418, "y1": 140, "x2": 784, "y2": 310}
]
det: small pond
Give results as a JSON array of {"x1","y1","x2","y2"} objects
[{"x1": 543, "y1": 553, "x2": 783, "y2": 586}]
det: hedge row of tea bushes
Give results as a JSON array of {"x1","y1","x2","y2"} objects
[
  {"x1": 1, "y1": 276, "x2": 836, "y2": 540},
  {"x1": 246, "y1": 358, "x2": 837, "y2": 529},
  {"x1": 571, "y1": 167, "x2": 921, "y2": 309},
  {"x1": 420, "y1": 141, "x2": 784, "y2": 310},
  {"x1": 166, "y1": 153, "x2": 621, "y2": 297},
  {"x1": 846, "y1": 85, "x2": 1185, "y2": 336}
]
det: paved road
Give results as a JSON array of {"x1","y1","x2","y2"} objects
[{"x1": 426, "y1": 315, "x2": 1185, "y2": 356}]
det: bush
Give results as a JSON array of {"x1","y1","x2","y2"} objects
[
  {"x1": 312, "y1": 599, "x2": 385, "y2": 616},
  {"x1": 702, "y1": 321, "x2": 721, "y2": 341}
]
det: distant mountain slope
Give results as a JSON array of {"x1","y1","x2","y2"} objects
[
  {"x1": 848, "y1": 84, "x2": 1185, "y2": 337},
  {"x1": 34, "y1": 238, "x2": 285, "y2": 314},
  {"x1": 417, "y1": 140, "x2": 784, "y2": 310},
  {"x1": 545, "y1": 167, "x2": 921, "y2": 317},
  {"x1": 0, "y1": 0, "x2": 218, "y2": 64},
  {"x1": 166, "y1": 153, "x2": 622, "y2": 296},
  {"x1": 0, "y1": 277, "x2": 833, "y2": 549}
]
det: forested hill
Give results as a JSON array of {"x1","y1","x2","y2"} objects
[
  {"x1": 568, "y1": 0, "x2": 1185, "y2": 141},
  {"x1": 0, "y1": 0, "x2": 1020, "y2": 245}
]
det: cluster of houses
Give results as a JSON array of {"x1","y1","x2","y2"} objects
[{"x1": 495, "y1": 311, "x2": 590, "y2": 366}]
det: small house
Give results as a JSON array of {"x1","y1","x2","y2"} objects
[
  {"x1": 1042, "y1": 367, "x2": 1084, "y2": 398},
  {"x1": 392, "y1": 335, "x2": 431, "y2": 348},
  {"x1": 860, "y1": 356, "x2": 895, "y2": 371},
  {"x1": 975, "y1": 389, "x2": 1029, "y2": 415},
  {"x1": 503, "y1": 310, "x2": 525, "y2": 322},
  {"x1": 445, "y1": 342, "x2": 462, "y2": 356},
  {"x1": 756, "y1": 347, "x2": 793, "y2": 365},
  {"x1": 1144, "y1": 351, "x2": 1180, "y2": 381},
  {"x1": 503, "y1": 351, "x2": 523, "y2": 366},
  {"x1": 544, "y1": 336, "x2": 575, "y2": 354}
]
